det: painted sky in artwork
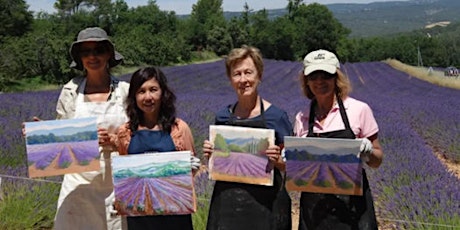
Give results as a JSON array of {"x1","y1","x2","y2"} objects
[{"x1": 25, "y1": 116, "x2": 98, "y2": 137}]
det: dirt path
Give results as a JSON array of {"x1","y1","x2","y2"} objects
[{"x1": 436, "y1": 152, "x2": 460, "y2": 178}]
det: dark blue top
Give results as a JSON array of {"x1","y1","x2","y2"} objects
[
  {"x1": 127, "y1": 130, "x2": 175, "y2": 154},
  {"x1": 207, "y1": 102, "x2": 293, "y2": 230},
  {"x1": 215, "y1": 104, "x2": 293, "y2": 145}
]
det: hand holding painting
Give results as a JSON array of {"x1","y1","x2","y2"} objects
[
  {"x1": 265, "y1": 144, "x2": 282, "y2": 167},
  {"x1": 191, "y1": 156, "x2": 201, "y2": 170},
  {"x1": 97, "y1": 114, "x2": 127, "y2": 148},
  {"x1": 108, "y1": 196, "x2": 118, "y2": 216},
  {"x1": 202, "y1": 139, "x2": 214, "y2": 159},
  {"x1": 21, "y1": 116, "x2": 41, "y2": 138},
  {"x1": 358, "y1": 138, "x2": 373, "y2": 162},
  {"x1": 97, "y1": 127, "x2": 111, "y2": 146}
]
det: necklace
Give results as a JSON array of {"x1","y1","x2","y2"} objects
[
  {"x1": 314, "y1": 99, "x2": 335, "y2": 121},
  {"x1": 315, "y1": 106, "x2": 331, "y2": 121}
]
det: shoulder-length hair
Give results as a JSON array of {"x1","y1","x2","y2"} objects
[
  {"x1": 225, "y1": 45, "x2": 264, "y2": 79},
  {"x1": 126, "y1": 67, "x2": 176, "y2": 133},
  {"x1": 299, "y1": 68, "x2": 352, "y2": 100}
]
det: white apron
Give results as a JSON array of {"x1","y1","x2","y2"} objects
[{"x1": 54, "y1": 79, "x2": 128, "y2": 230}]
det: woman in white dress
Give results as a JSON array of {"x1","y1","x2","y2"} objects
[{"x1": 53, "y1": 27, "x2": 129, "y2": 230}]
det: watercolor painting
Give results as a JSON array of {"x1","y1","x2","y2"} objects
[
  {"x1": 284, "y1": 137, "x2": 363, "y2": 196},
  {"x1": 208, "y1": 125, "x2": 275, "y2": 186},
  {"x1": 24, "y1": 117, "x2": 100, "y2": 178},
  {"x1": 112, "y1": 151, "x2": 196, "y2": 216}
]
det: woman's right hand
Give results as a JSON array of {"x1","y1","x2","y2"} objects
[
  {"x1": 202, "y1": 140, "x2": 214, "y2": 159},
  {"x1": 22, "y1": 116, "x2": 41, "y2": 138}
]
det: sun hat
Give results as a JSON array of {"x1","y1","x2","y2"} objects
[
  {"x1": 303, "y1": 49, "x2": 340, "y2": 76},
  {"x1": 69, "y1": 27, "x2": 123, "y2": 70}
]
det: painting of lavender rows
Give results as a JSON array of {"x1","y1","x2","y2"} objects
[
  {"x1": 112, "y1": 151, "x2": 196, "y2": 216},
  {"x1": 208, "y1": 125, "x2": 275, "y2": 186},
  {"x1": 284, "y1": 137, "x2": 362, "y2": 195},
  {"x1": 24, "y1": 117, "x2": 99, "y2": 178}
]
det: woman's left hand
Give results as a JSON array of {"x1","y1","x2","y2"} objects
[{"x1": 98, "y1": 127, "x2": 112, "y2": 146}]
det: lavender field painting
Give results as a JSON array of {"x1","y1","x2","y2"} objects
[
  {"x1": 24, "y1": 117, "x2": 99, "y2": 178},
  {"x1": 208, "y1": 125, "x2": 275, "y2": 186},
  {"x1": 285, "y1": 137, "x2": 362, "y2": 195},
  {"x1": 112, "y1": 151, "x2": 196, "y2": 216}
]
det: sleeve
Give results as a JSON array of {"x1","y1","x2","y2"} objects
[
  {"x1": 117, "y1": 81, "x2": 130, "y2": 105},
  {"x1": 171, "y1": 118, "x2": 196, "y2": 155},
  {"x1": 358, "y1": 103, "x2": 379, "y2": 138},
  {"x1": 56, "y1": 88, "x2": 75, "y2": 120},
  {"x1": 56, "y1": 78, "x2": 81, "y2": 120},
  {"x1": 116, "y1": 123, "x2": 131, "y2": 155},
  {"x1": 56, "y1": 91, "x2": 68, "y2": 120},
  {"x1": 214, "y1": 105, "x2": 232, "y2": 125},
  {"x1": 274, "y1": 111, "x2": 293, "y2": 145},
  {"x1": 293, "y1": 111, "x2": 309, "y2": 137}
]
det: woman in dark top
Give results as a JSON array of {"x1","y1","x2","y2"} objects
[
  {"x1": 203, "y1": 46, "x2": 293, "y2": 230},
  {"x1": 116, "y1": 67, "x2": 199, "y2": 230}
]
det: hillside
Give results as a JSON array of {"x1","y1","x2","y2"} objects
[
  {"x1": 221, "y1": 0, "x2": 460, "y2": 37},
  {"x1": 330, "y1": 0, "x2": 460, "y2": 37}
]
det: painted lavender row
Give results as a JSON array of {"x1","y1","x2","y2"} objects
[{"x1": 1, "y1": 59, "x2": 459, "y2": 227}]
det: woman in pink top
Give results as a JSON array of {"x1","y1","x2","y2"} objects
[{"x1": 293, "y1": 49, "x2": 383, "y2": 230}]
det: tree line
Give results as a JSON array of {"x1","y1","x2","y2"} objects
[
  {"x1": 1, "y1": 0, "x2": 459, "y2": 91},
  {"x1": 27, "y1": 131, "x2": 97, "y2": 144}
]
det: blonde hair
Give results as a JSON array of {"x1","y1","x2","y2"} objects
[
  {"x1": 299, "y1": 68, "x2": 352, "y2": 100},
  {"x1": 225, "y1": 45, "x2": 264, "y2": 79}
]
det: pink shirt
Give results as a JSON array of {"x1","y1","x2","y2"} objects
[{"x1": 294, "y1": 97, "x2": 379, "y2": 138}]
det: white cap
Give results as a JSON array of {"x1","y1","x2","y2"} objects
[{"x1": 303, "y1": 49, "x2": 340, "y2": 76}]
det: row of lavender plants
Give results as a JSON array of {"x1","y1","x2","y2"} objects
[
  {"x1": 0, "y1": 90, "x2": 61, "y2": 228},
  {"x1": 1, "y1": 59, "x2": 459, "y2": 228},
  {"x1": 342, "y1": 62, "x2": 460, "y2": 228}
]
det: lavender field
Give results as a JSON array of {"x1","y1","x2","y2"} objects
[{"x1": 1, "y1": 60, "x2": 459, "y2": 228}]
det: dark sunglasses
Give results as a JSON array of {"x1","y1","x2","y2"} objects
[
  {"x1": 79, "y1": 46, "x2": 108, "y2": 57},
  {"x1": 306, "y1": 73, "x2": 336, "y2": 81}
]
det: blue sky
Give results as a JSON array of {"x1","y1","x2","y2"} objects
[
  {"x1": 25, "y1": 117, "x2": 97, "y2": 136},
  {"x1": 26, "y1": 0, "x2": 409, "y2": 15}
]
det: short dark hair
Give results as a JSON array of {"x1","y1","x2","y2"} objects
[{"x1": 126, "y1": 67, "x2": 176, "y2": 133}]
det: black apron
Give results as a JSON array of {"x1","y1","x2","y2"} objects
[
  {"x1": 298, "y1": 97, "x2": 378, "y2": 230},
  {"x1": 206, "y1": 99, "x2": 292, "y2": 230}
]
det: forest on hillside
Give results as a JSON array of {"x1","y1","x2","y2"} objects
[{"x1": 1, "y1": 0, "x2": 460, "y2": 91}]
